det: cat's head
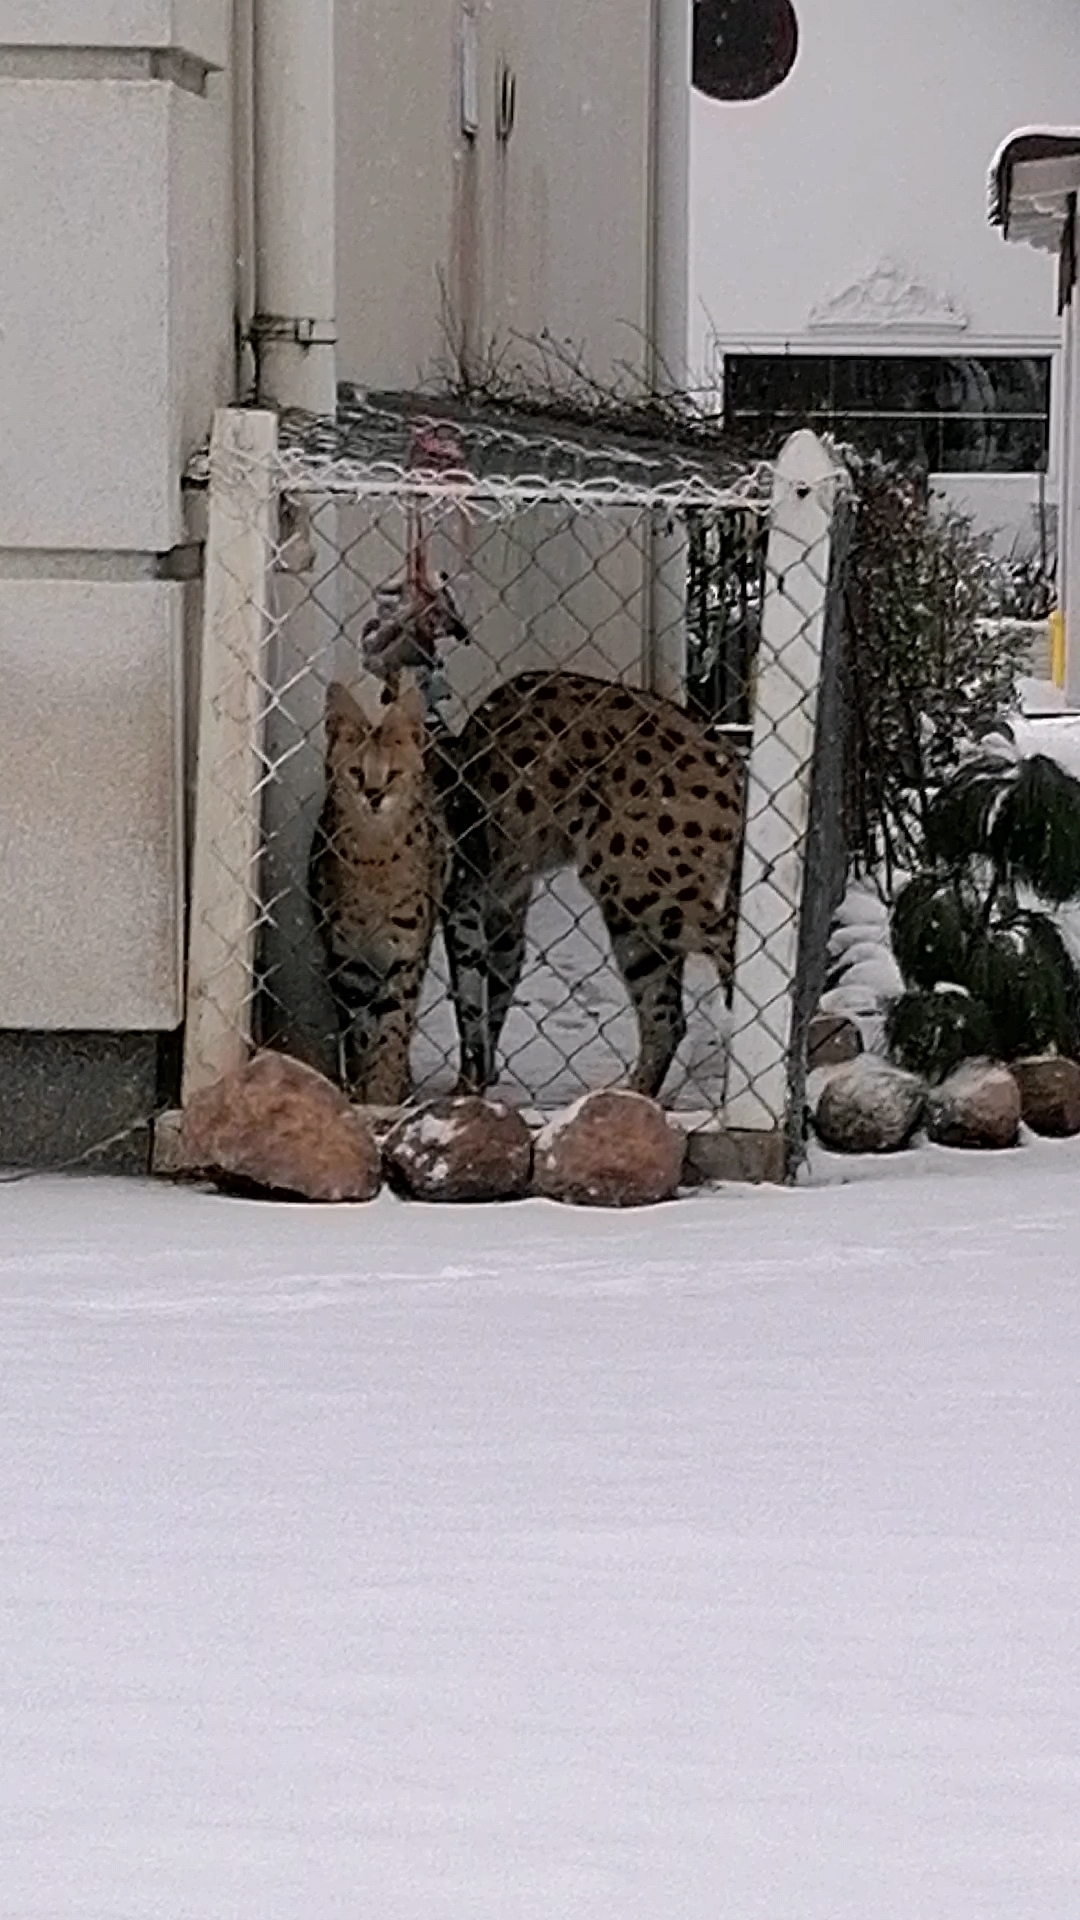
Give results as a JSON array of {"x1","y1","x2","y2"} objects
[{"x1": 323, "y1": 672, "x2": 427, "y2": 820}]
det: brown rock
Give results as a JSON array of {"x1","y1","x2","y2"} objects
[
  {"x1": 807, "y1": 1011, "x2": 864, "y2": 1070},
  {"x1": 814, "y1": 1057, "x2": 924, "y2": 1154},
  {"x1": 384, "y1": 1097, "x2": 533, "y2": 1201},
  {"x1": 533, "y1": 1090, "x2": 685, "y2": 1208},
  {"x1": 926, "y1": 1059, "x2": 1020, "y2": 1151},
  {"x1": 180, "y1": 1051, "x2": 381, "y2": 1201},
  {"x1": 1011, "y1": 1055, "x2": 1080, "y2": 1138}
]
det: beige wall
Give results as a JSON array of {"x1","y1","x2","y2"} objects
[
  {"x1": 0, "y1": 3, "x2": 235, "y2": 1030},
  {"x1": 335, "y1": 0, "x2": 656, "y2": 395}
]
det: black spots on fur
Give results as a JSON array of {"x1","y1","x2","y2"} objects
[
  {"x1": 490, "y1": 768, "x2": 511, "y2": 795},
  {"x1": 676, "y1": 752, "x2": 697, "y2": 773},
  {"x1": 581, "y1": 851, "x2": 603, "y2": 877},
  {"x1": 581, "y1": 729, "x2": 599, "y2": 754},
  {"x1": 535, "y1": 682, "x2": 560, "y2": 702},
  {"x1": 638, "y1": 717, "x2": 657, "y2": 739},
  {"x1": 567, "y1": 817, "x2": 584, "y2": 837},
  {"x1": 676, "y1": 884, "x2": 699, "y2": 904},
  {"x1": 611, "y1": 691, "x2": 635, "y2": 712},
  {"x1": 625, "y1": 893, "x2": 659, "y2": 919},
  {"x1": 629, "y1": 778, "x2": 647, "y2": 800},
  {"x1": 684, "y1": 821, "x2": 703, "y2": 840},
  {"x1": 549, "y1": 768, "x2": 571, "y2": 792},
  {"x1": 647, "y1": 867, "x2": 673, "y2": 888},
  {"x1": 660, "y1": 731, "x2": 683, "y2": 753},
  {"x1": 631, "y1": 836, "x2": 650, "y2": 860},
  {"x1": 659, "y1": 774, "x2": 676, "y2": 801},
  {"x1": 660, "y1": 905, "x2": 685, "y2": 939},
  {"x1": 634, "y1": 747, "x2": 653, "y2": 767},
  {"x1": 709, "y1": 826, "x2": 729, "y2": 845},
  {"x1": 676, "y1": 861, "x2": 694, "y2": 879},
  {"x1": 516, "y1": 789, "x2": 536, "y2": 814},
  {"x1": 658, "y1": 812, "x2": 675, "y2": 835},
  {"x1": 511, "y1": 744, "x2": 536, "y2": 770},
  {"x1": 598, "y1": 874, "x2": 619, "y2": 899},
  {"x1": 609, "y1": 831, "x2": 626, "y2": 857},
  {"x1": 691, "y1": 783, "x2": 711, "y2": 801},
  {"x1": 610, "y1": 765, "x2": 627, "y2": 786},
  {"x1": 594, "y1": 802, "x2": 612, "y2": 826}
]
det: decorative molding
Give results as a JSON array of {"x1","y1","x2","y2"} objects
[{"x1": 807, "y1": 259, "x2": 969, "y2": 336}]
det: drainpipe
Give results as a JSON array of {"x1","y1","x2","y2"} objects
[
  {"x1": 648, "y1": 0, "x2": 690, "y2": 393},
  {"x1": 251, "y1": 0, "x2": 338, "y2": 415},
  {"x1": 233, "y1": 0, "x2": 257, "y2": 398}
]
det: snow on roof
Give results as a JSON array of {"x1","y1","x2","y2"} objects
[{"x1": 989, "y1": 127, "x2": 1080, "y2": 257}]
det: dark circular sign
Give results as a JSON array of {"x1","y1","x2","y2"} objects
[{"x1": 693, "y1": 0, "x2": 799, "y2": 102}]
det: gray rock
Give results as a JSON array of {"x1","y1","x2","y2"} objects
[
  {"x1": 1011, "y1": 1056, "x2": 1080, "y2": 1138},
  {"x1": 926, "y1": 1059, "x2": 1020, "y2": 1151},
  {"x1": 807, "y1": 1012, "x2": 864, "y2": 1071},
  {"x1": 814, "y1": 1056, "x2": 925, "y2": 1155}
]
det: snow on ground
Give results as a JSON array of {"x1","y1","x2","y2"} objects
[{"x1": 3, "y1": 1158, "x2": 1080, "y2": 1919}]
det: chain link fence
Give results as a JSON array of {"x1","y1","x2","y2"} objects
[{"x1": 177, "y1": 398, "x2": 848, "y2": 1178}]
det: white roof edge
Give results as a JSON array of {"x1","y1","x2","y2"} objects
[{"x1": 989, "y1": 126, "x2": 1080, "y2": 253}]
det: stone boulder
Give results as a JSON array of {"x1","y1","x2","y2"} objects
[
  {"x1": 814, "y1": 1056, "x2": 924, "y2": 1155},
  {"x1": 180, "y1": 1051, "x2": 381, "y2": 1201},
  {"x1": 533, "y1": 1090, "x2": 685, "y2": 1208},
  {"x1": 1010, "y1": 1056, "x2": 1080, "y2": 1138},
  {"x1": 384, "y1": 1096, "x2": 533, "y2": 1201},
  {"x1": 807, "y1": 1011, "x2": 864, "y2": 1071},
  {"x1": 926, "y1": 1059, "x2": 1020, "y2": 1151}
]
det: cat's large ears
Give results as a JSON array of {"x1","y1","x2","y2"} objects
[
  {"x1": 393, "y1": 671, "x2": 426, "y2": 731},
  {"x1": 324, "y1": 671, "x2": 426, "y2": 741}
]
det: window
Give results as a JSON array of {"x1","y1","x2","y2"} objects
[
  {"x1": 723, "y1": 354, "x2": 1052, "y2": 473},
  {"x1": 693, "y1": 0, "x2": 799, "y2": 103}
]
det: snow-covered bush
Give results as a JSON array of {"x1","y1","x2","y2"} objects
[
  {"x1": 840, "y1": 455, "x2": 1033, "y2": 892},
  {"x1": 886, "y1": 745, "x2": 1080, "y2": 1079}
]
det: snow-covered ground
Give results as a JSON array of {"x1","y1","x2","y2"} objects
[{"x1": 3, "y1": 1160, "x2": 1080, "y2": 1919}]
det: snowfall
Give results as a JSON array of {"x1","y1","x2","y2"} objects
[{"x1": 3, "y1": 1145, "x2": 1079, "y2": 1920}]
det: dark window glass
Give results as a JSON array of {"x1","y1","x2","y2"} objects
[
  {"x1": 723, "y1": 354, "x2": 1052, "y2": 473},
  {"x1": 693, "y1": 0, "x2": 799, "y2": 102}
]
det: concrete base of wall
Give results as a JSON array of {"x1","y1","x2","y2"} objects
[{"x1": 0, "y1": 1032, "x2": 169, "y2": 1175}]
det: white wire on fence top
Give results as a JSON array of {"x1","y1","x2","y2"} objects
[
  {"x1": 186, "y1": 416, "x2": 774, "y2": 519},
  {"x1": 275, "y1": 448, "x2": 771, "y2": 516}
]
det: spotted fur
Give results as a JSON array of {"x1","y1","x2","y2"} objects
[
  {"x1": 437, "y1": 670, "x2": 744, "y2": 1098},
  {"x1": 309, "y1": 675, "x2": 445, "y2": 1104}
]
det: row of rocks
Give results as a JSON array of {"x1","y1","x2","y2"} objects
[
  {"x1": 813, "y1": 1052, "x2": 1080, "y2": 1156},
  {"x1": 178, "y1": 1052, "x2": 686, "y2": 1207}
]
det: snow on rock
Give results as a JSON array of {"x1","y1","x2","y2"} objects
[
  {"x1": 837, "y1": 954, "x2": 905, "y2": 998},
  {"x1": 832, "y1": 884, "x2": 890, "y2": 931},
  {"x1": 384, "y1": 1097, "x2": 534, "y2": 1202},
  {"x1": 814, "y1": 1055, "x2": 925, "y2": 1155},
  {"x1": 925, "y1": 1059, "x2": 1021, "y2": 1152},
  {"x1": 1011, "y1": 1055, "x2": 1080, "y2": 1139},
  {"x1": 179, "y1": 1051, "x2": 381, "y2": 1202},
  {"x1": 534, "y1": 1090, "x2": 684, "y2": 1208}
]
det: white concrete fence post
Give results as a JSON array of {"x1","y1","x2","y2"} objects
[
  {"x1": 723, "y1": 428, "x2": 843, "y2": 1140},
  {"x1": 182, "y1": 408, "x2": 279, "y2": 1103}
]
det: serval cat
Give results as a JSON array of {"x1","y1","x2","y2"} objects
[
  {"x1": 309, "y1": 673, "x2": 446, "y2": 1104},
  {"x1": 436, "y1": 671, "x2": 744, "y2": 1098}
]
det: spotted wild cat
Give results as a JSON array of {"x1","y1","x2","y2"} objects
[
  {"x1": 309, "y1": 674, "x2": 446, "y2": 1104},
  {"x1": 437, "y1": 670, "x2": 744, "y2": 1098}
]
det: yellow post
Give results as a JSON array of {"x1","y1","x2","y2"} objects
[{"x1": 1049, "y1": 609, "x2": 1066, "y2": 690}]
